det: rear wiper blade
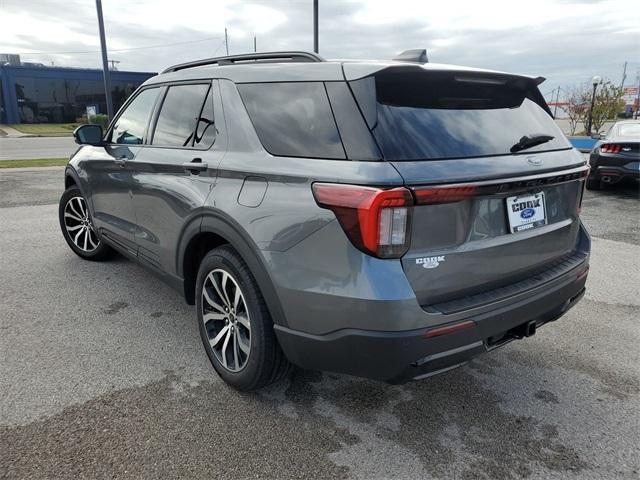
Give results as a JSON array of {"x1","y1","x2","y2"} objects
[{"x1": 510, "y1": 134, "x2": 554, "y2": 153}]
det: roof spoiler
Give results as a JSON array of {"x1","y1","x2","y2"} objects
[{"x1": 392, "y1": 49, "x2": 428, "y2": 64}]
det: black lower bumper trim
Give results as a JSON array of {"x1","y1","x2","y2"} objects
[{"x1": 275, "y1": 274, "x2": 587, "y2": 384}]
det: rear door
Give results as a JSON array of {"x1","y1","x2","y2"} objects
[
  {"x1": 87, "y1": 86, "x2": 160, "y2": 254},
  {"x1": 131, "y1": 80, "x2": 226, "y2": 276},
  {"x1": 349, "y1": 68, "x2": 588, "y2": 309}
]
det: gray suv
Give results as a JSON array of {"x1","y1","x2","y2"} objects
[{"x1": 60, "y1": 50, "x2": 590, "y2": 390}]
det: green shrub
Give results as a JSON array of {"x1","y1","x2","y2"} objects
[{"x1": 89, "y1": 113, "x2": 109, "y2": 129}]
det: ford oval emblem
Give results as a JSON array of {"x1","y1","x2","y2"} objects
[
  {"x1": 521, "y1": 208, "x2": 535, "y2": 219},
  {"x1": 527, "y1": 156, "x2": 543, "y2": 166}
]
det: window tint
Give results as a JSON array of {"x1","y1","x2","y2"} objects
[
  {"x1": 350, "y1": 72, "x2": 570, "y2": 160},
  {"x1": 152, "y1": 84, "x2": 210, "y2": 147},
  {"x1": 110, "y1": 88, "x2": 158, "y2": 144},
  {"x1": 193, "y1": 87, "x2": 216, "y2": 148},
  {"x1": 238, "y1": 82, "x2": 345, "y2": 159}
]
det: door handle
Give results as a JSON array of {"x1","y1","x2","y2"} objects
[
  {"x1": 182, "y1": 159, "x2": 208, "y2": 174},
  {"x1": 114, "y1": 157, "x2": 126, "y2": 167}
]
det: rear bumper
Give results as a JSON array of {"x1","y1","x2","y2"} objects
[
  {"x1": 589, "y1": 153, "x2": 640, "y2": 182},
  {"x1": 275, "y1": 262, "x2": 588, "y2": 383}
]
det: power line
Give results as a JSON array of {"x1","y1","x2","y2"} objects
[{"x1": 15, "y1": 36, "x2": 222, "y2": 55}]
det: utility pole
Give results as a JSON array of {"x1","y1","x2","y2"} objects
[
  {"x1": 620, "y1": 61, "x2": 628, "y2": 89},
  {"x1": 224, "y1": 28, "x2": 229, "y2": 55},
  {"x1": 96, "y1": 0, "x2": 113, "y2": 120},
  {"x1": 254, "y1": 36, "x2": 257, "y2": 53},
  {"x1": 313, "y1": 0, "x2": 319, "y2": 53},
  {"x1": 553, "y1": 86, "x2": 560, "y2": 118}
]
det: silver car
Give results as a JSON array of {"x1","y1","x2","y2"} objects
[{"x1": 60, "y1": 50, "x2": 590, "y2": 390}]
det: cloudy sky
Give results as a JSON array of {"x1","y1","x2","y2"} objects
[{"x1": 1, "y1": 0, "x2": 638, "y2": 99}]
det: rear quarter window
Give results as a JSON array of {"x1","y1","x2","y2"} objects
[{"x1": 238, "y1": 82, "x2": 345, "y2": 159}]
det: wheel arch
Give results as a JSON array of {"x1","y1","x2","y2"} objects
[
  {"x1": 178, "y1": 211, "x2": 289, "y2": 328},
  {"x1": 64, "y1": 166, "x2": 81, "y2": 190}
]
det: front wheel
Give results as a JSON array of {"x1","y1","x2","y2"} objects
[
  {"x1": 59, "y1": 186, "x2": 113, "y2": 261},
  {"x1": 196, "y1": 246, "x2": 291, "y2": 390}
]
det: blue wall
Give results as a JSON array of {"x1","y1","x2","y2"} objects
[{"x1": 0, "y1": 65, "x2": 155, "y2": 124}]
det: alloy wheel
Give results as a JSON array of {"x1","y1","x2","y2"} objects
[
  {"x1": 63, "y1": 196, "x2": 99, "y2": 252},
  {"x1": 201, "y1": 268, "x2": 251, "y2": 372}
]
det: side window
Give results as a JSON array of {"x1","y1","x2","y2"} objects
[
  {"x1": 237, "y1": 82, "x2": 345, "y2": 159},
  {"x1": 110, "y1": 88, "x2": 158, "y2": 144},
  {"x1": 193, "y1": 86, "x2": 216, "y2": 148},
  {"x1": 152, "y1": 83, "x2": 210, "y2": 147}
]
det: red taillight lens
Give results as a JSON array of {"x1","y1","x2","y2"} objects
[
  {"x1": 312, "y1": 183, "x2": 413, "y2": 258},
  {"x1": 601, "y1": 144, "x2": 622, "y2": 154},
  {"x1": 412, "y1": 185, "x2": 477, "y2": 205}
]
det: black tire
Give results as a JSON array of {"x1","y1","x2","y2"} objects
[
  {"x1": 196, "y1": 245, "x2": 291, "y2": 391},
  {"x1": 585, "y1": 176, "x2": 602, "y2": 191},
  {"x1": 59, "y1": 186, "x2": 113, "y2": 261}
]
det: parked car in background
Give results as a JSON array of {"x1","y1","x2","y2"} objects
[
  {"x1": 587, "y1": 120, "x2": 640, "y2": 190},
  {"x1": 60, "y1": 50, "x2": 590, "y2": 391}
]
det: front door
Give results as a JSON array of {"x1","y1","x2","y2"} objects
[{"x1": 87, "y1": 86, "x2": 161, "y2": 254}]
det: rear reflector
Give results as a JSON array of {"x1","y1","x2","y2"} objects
[
  {"x1": 312, "y1": 183, "x2": 413, "y2": 258},
  {"x1": 576, "y1": 265, "x2": 589, "y2": 281},
  {"x1": 424, "y1": 320, "x2": 476, "y2": 338}
]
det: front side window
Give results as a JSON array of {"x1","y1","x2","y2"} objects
[
  {"x1": 110, "y1": 88, "x2": 159, "y2": 145},
  {"x1": 152, "y1": 83, "x2": 210, "y2": 147},
  {"x1": 238, "y1": 82, "x2": 345, "y2": 159}
]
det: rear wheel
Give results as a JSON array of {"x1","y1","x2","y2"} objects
[
  {"x1": 59, "y1": 186, "x2": 113, "y2": 260},
  {"x1": 585, "y1": 175, "x2": 602, "y2": 190},
  {"x1": 196, "y1": 245, "x2": 291, "y2": 390}
]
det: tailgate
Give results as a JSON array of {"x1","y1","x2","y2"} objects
[{"x1": 394, "y1": 155, "x2": 588, "y2": 308}]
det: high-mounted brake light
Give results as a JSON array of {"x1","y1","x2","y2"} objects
[{"x1": 312, "y1": 183, "x2": 413, "y2": 258}]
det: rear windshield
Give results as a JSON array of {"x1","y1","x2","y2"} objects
[
  {"x1": 615, "y1": 123, "x2": 640, "y2": 138},
  {"x1": 350, "y1": 70, "x2": 570, "y2": 161}
]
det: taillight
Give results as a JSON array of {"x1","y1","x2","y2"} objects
[
  {"x1": 577, "y1": 166, "x2": 590, "y2": 216},
  {"x1": 600, "y1": 144, "x2": 622, "y2": 154},
  {"x1": 312, "y1": 183, "x2": 413, "y2": 258}
]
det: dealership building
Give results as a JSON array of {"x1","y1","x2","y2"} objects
[{"x1": 0, "y1": 55, "x2": 155, "y2": 124}]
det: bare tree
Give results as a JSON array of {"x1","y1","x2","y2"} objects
[{"x1": 565, "y1": 86, "x2": 589, "y2": 136}]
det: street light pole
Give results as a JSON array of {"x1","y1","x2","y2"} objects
[
  {"x1": 313, "y1": 0, "x2": 319, "y2": 53},
  {"x1": 96, "y1": 0, "x2": 113, "y2": 120},
  {"x1": 586, "y1": 76, "x2": 601, "y2": 136}
]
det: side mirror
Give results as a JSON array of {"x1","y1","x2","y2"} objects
[
  {"x1": 73, "y1": 124, "x2": 104, "y2": 145},
  {"x1": 590, "y1": 133, "x2": 604, "y2": 140}
]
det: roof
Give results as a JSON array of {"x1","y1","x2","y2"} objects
[{"x1": 142, "y1": 51, "x2": 541, "y2": 87}]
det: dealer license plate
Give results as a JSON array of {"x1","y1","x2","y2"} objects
[{"x1": 506, "y1": 192, "x2": 547, "y2": 233}]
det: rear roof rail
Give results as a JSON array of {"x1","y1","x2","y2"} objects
[{"x1": 162, "y1": 51, "x2": 325, "y2": 73}]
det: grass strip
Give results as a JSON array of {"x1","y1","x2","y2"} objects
[{"x1": 0, "y1": 158, "x2": 68, "y2": 169}]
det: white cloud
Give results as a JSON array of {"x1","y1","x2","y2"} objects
[{"x1": 1, "y1": 0, "x2": 638, "y2": 96}]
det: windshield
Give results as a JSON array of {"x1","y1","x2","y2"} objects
[{"x1": 350, "y1": 71, "x2": 571, "y2": 161}]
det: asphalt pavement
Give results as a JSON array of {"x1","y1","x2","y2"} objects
[
  {"x1": 0, "y1": 167, "x2": 638, "y2": 479},
  {"x1": 0, "y1": 136, "x2": 77, "y2": 160}
]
